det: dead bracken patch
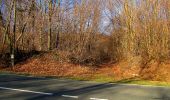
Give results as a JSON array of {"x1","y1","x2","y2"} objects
[
  {"x1": 140, "y1": 60, "x2": 170, "y2": 82},
  {"x1": 1, "y1": 53, "x2": 170, "y2": 82},
  {"x1": 3, "y1": 53, "x2": 94, "y2": 78}
]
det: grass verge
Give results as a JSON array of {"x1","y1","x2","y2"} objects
[{"x1": 1, "y1": 71, "x2": 170, "y2": 87}]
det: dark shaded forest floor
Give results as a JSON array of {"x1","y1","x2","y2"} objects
[{"x1": 1, "y1": 52, "x2": 170, "y2": 85}]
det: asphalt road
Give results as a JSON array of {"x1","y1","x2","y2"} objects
[{"x1": 0, "y1": 73, "x2": 170, "y2": 100}]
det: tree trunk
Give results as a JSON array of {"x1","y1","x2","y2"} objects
[
  {"x1": 56, "y1": 0, "x2": 60, "y2": 48},
  {"x1": 48, "y1": 0, "x2": 52, "y2": 50}
]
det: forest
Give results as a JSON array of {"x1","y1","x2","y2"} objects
[{"x1": 0, "y1": 0, "x2": 170, "y2": 83}]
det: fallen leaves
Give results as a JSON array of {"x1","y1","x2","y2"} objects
[{"x1": 1, "y1": 52, "x2": 170, "y2": 82}]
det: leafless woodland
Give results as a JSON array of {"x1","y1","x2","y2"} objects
[{"x1": 0, "y1": 0, "x2": 169, "y2": 66}]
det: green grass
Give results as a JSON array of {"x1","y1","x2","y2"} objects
[
  {"x1": 123, "y1": 80, "x2": 170, "y2": 87},
  {"x1": 93, "y1": 75, "x2": 170, "y2": 87},
  {"x1": 91, "y1": 74, "x2": 114, "y2": 82},
  {"x1": 68, "y1": 74, "x2": 170, "y2": 87}
]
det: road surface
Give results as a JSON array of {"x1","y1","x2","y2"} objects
[{"x1": 0, "y1": 73, "x2": 170, "y2": 100}]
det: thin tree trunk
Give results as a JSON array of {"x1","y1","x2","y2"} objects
[
  {"x1": 56, "y1": 0, "x2": 60, "y2": 48},
  {"x1": 48, "y1": 0, "x2": 52, "y2": 50},
  {"x1": 39, "y1": 0, "x2": 43, "y2": 51}
]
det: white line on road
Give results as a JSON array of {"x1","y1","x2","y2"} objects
[
  {"x1": 62, "y1": 95, "x2": 79, "y2": 99},
  {"x1": 90, "y1": 98, "x2": 108, "y2": 100},
  {"x1": 0, "y1": 87, "x2": 53, "y2": 95}
]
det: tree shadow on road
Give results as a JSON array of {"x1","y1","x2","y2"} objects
[
  {"x1": 26, "y1": 77, "x2": 170, "y2": 100},
  {"x1": 0, "y1": 74, "x2": 170, "y2": 100},
  {"x1": 152, "y1": 87, "x2": 170, "y2": 100}
]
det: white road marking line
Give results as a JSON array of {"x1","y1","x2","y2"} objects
[
  {"x1": 90, "y1": 98, "x2": 108, "y2": 100},
  {"x1": 0, "y1": 87, "x2": 53, "y2": 95},
  {"x1": 62, "y1": 95, "x2": 79, "y2": 98}
]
